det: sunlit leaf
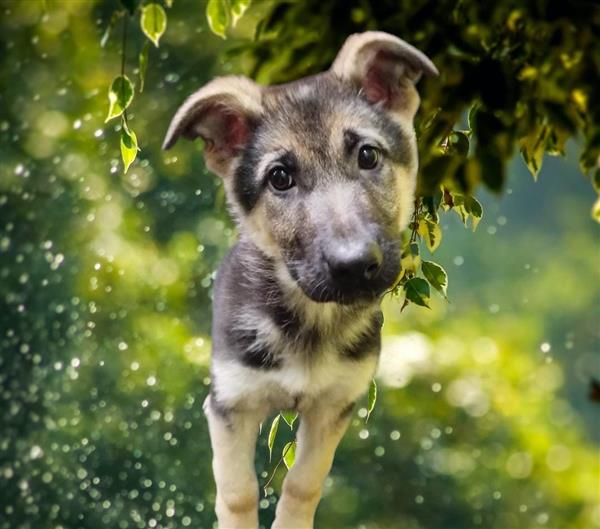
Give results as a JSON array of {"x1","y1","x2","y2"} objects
[
  {"x1": 282, "y1": 441, "x2": 296, "y2": 469},
  {"x1": 422, "y1": 260, "x2": 448, "y2": 298},
  {"x1": 404, "y1": 277, "x2": 430, "y2": 308},
  {"x1": 401, "y1": 241, "x2": 421, "y2": 275},
  {"x1": 592, "y1": 196, "x2": 600, "y2": 223},
  {"x1": 141, "y1": 3, "x2": 167, "y2": 47},
  {"x1": 267, "y1": 415, "x2": 279, "y2": 462},
  {"x1": 138, "y1": 41, "x2": 149, "y2": 93},
  {"x1": 120, "y1": 121, "x2": 139, "y2": 174},
  {"x1": 520, "y1": 125, "x2": 548, "y2": 180},
  {"x1": 418, "y1": 218, "x2": 442, "y2": 253},
  {"x1": 230, "y1": 0, "x2": 251, "y2": 26},
  {"x1": 281, "y1": 410, "x2": 297, "y2": 429},
  {"x1": 464, "y1": 196, "x2": 483, "y2": 231},
  {"x1": 206, "y1": 0, "x2": 230, "y2": 39},
  {"x1": 366, "y1": 379, "x2": 377, "y2": 422},
  {"x1": 106, "y1": 75, "x2": 134, "y2": 122},
  {"x1": 448, "y1": 130, "x2": 470, "y2": 157}
]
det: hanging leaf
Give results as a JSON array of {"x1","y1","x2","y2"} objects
[
  {"x1": 120, "y1": 120, "x2": 139, "y2": 174},
  {"x1": 464, "y1": 196, "x2": 483, "y2": 231},
  {"x1": 106, "y1": 75, "x2": 134, "y2": 122},
  {"x1": 404, "y1": 277, "x2": 431, "y2": 308},
  {"x1": 400, "y1": 241, "x2": 421, "y2": 275},
  {"x1": 447, "y1": 130, "x2": 470, "y2": 157},
  {"x1": 206, "y1": 0, "x2": 230, "y2": 39},
  {"x1": 230, "y1": 0, "x2": 251, "y2": 26},
  {"x1": 366, "y1": 379, "x2": 377, "y2": 422},
  {"x1": 280, "y1": 411, "x2": 297, "y2": 429},
  {"x1": 422, "y1": 260, "x2": 448, "y2": 298},
  {"x1": 138, "y1": 41, "x2": 149, "y2": 93},
  {"x1": 282, "y1": 441, "x2": 296, "y2": 470},
  {"x1": 418, "y1": 218, "x2": 443, "y2": 252},
  {"x1": 267, "y1": 415, "x2": 280, "y2": 462},
  {"x1": 520, "y1": 125, "x2": 548, "y2": 180},
  {"x1": 140, "y1": 3, "x2": 167, "y2": 47}
]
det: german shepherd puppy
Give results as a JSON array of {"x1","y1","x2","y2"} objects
[{"x1": 163, "y1": 31, "x2": 437, "y2": 529}]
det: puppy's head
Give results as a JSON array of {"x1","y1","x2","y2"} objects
[{"x1": 164, "y1": 32, "x2": 437, "y2": 304}]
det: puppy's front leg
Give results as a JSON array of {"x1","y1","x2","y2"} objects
[
  {"x1": 271, "y1": 404, "x2": 353, "y2": 529},
  {"x1": 205, "y1": 396, "x2": 262, "y2": 529}
]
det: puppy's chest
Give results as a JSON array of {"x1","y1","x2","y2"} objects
[{"x1": 230, "y1": 302, "x2": 383, "y2": 370}]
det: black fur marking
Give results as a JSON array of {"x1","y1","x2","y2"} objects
[
  {"x1": 228, "y1": 327, "x2": 282, "y2": 369},
  {"x1": 241, "y1": 345, "x2": 282, "y2": 369},
  {"x1": 338, "y1": 401, "x2": 356, "y2": 421},
  {"x1": 233, "y1": 139, "x2": 263, "y2": 212},
  {"x1": 340, "y1": 311, "x2": 383, "y2": 360}
]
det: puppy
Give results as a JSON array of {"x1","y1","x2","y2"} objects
[{"x1": 163, "y1": 31, "x2": 437, "y2": 529}]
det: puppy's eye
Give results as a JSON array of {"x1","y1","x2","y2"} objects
[
  {"x1": 268, "y1": 166, "x2": 295, "y2": 192},
  {"x1": 358, "y1": 145, "x2": 380, "y2": 170}
]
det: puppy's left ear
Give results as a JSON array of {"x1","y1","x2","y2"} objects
[{"x1": 331, "y1": 31, "x2": 438, "y2": 120}]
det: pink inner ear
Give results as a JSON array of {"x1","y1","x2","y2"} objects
[
  {"x1": 222, "y1": 112, "x2": 250, "y2": 154},
  {"x1": 362, "y1": 50, "x2": 402, "y2": 107}
]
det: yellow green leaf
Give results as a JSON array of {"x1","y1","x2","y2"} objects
[
  {"x1": 206, "y1": 0, "x2": 230, "y2": 39},
  {"x1": 422, "y1": 260, "x2": 448, "y2": 298},
  {"x1": 404, "y1": 277, "x2": 431, "y2": 308},
  {"x1": 519, "y1": 125, "x2": 548, "y2": 181},
  {"x1": 418, "y1": 218, "x2": 442, "y2": 252},
  {"x1": 230, "y1": 0, "x2": 251, "y2": 26},
  {"x1": 106, "y1": 75, "x2": 134, "y2": 123},
  {"x1": 282, "y1": 441, "x2": 296, "y2": 470},
  {"x1": 267, "y1": 415, "x2": 279, "y2": 462},
  {"x1": 366, "y1": 379, "x2": 377, "y2": 422},
  {"x1": 281, "y1": 410, "x2": 297, "y2": 428},
  {"x1": 120, "y1": 121, "x2": 139, "y2": 174},
  {"x1": 141, "y1": 3, "x2": 167, "y2": 47}
]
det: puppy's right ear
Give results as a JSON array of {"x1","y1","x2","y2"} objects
[{"x1": 162, "y1": 76, "x2": 262, "y2": 177}]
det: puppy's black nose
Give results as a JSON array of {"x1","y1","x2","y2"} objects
[{"x1": 326, "y1": 241, "x2": 383, "y2": 282}]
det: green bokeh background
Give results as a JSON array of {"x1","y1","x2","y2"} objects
[{"x1": 0, "y1": 2, "x2": 598, "y2": 529}]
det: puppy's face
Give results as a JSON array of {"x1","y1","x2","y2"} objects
[{"x1": 164, "y1": 32, "x2": 438, "y2": 304}]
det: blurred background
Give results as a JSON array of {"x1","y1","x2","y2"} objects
[{"x1": 0, "y1": 2, "x2": 598, "y2": 529}]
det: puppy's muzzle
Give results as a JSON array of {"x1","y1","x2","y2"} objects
[{"x1": 324, "y1": 239, "x2": 383, "y2": 284}]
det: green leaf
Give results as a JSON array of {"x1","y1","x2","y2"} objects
[
  {"x1": 138, "y1": 41, "x2": 149, "y2": 93},
  {"x1": 206, "y1": 0, "x2": 230, "y2": 39},
  {"x1": 282, "y1": 441, "x2": 296, "y2": 469},
  {"x1": 519, "y1": 125, "x2": 548, "y2": 180},
  {"x1": 464, "y1": 196, "x2": 483, "y2": 231},
  {"x1": 366, "y1": 379, "x2": 377, "y2": 422},
  {"x1": 267, "y1": 415, "x2": 280, "y2": 462},
  {"x1": 140, "y1": 3, "x2": 167, "y2": 47},
  {"x1": 120, "y1": 121, "x2": 139, "y2": 174},
  {"x1": 417, "y1": 218, "x2": 442, "y2": 253},
  {"x1": 404, "y1": 277, "x2": 431, "y2": 308},
  {"x1": 106, "y1": 75, "x2": 134, "y2": 122},
  {"x1": 422, "y1": 260, "x2": 448, "y2": 298},
  {"x1": 447, "y1": 130, "x2": 470, "y2": 157},
  {"x1": 400, "y1": 241, "x2": 421, "y2": 275},
  {"x1": 230, "y1": 0, "x2": 251, "y2": 26},
  {"x1": 165, "y1": 0, "x2": 174, "y2": 6},
  {"x1": 592, "y1": 196, "x2": 600, "y2": 223},
  {"x1": 281, "y1": 411, "x2": 297, "y2": 429}
]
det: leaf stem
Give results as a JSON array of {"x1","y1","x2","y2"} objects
[{"x1": 121, "y1": 13, "x2": 129, "y2": 125}]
